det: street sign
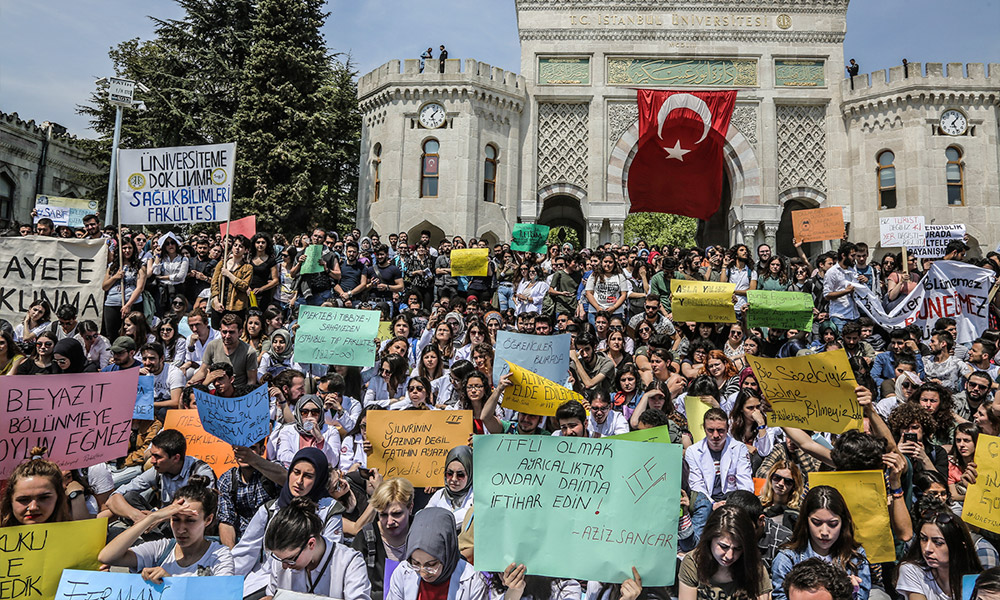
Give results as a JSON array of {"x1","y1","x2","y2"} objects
[{"x1": 108, "y1": 78, "x2": 136, "y2": 107}]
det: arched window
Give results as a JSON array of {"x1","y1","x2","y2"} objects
[
  {"x1": 0, "y1": 174, "x2": 13, "y2": 224},
  {"x1": 372, "y1": 143, "x2": 381, "y2": 203},
  {"x1": 877, "y1": 150, "x2": 896, "y2": 210},
  {"x1": 483, "y1": 144, "x2": 498, "y2": 202},
  {"x1": 421, "y1": 139, "x2": 439, "y2": 198},
  {"x1": 946, "y1": 146, "x2": 964, "y2": 206}
]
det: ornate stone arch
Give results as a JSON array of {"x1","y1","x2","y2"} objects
[
  {"x1": 776, "y1": 186, "x2": 827, "y2": 208},
  {"x1": 537, "y1": 182, "x2": 587, "y2": 209}
]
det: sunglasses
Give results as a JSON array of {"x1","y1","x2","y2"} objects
[
  {"x1": 408, "y1": 385, "x2": 425, "y2": 392},
  {"x1": 445, "y1": 470, "x2": 467, "y2": 479},
  {"x1": 919, "y1": 509, "x2": 954, "y2": 525},
  {"x1": 36, "y1": 341, "x2": 53, "y2": 348},
  {"x1": 770, "y1": 474, "x2": 795, "y2": 486},
  {"x1": 301, "y1": 408, "x2": 323, "y2": 417},
  {"x1": 968, "y1": 382, "x2": 990, "y2": 391}
]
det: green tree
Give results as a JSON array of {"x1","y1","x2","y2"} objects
[
  {"x1": 546, "y1": 226, "x2": 580, "y2": 250},
  {"x1": 623, "y1": 212, "x2": 697, "y2": 247}
]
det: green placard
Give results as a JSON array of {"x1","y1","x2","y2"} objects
[
  {"x1": 746, "y1": 290, "x2": 814, "y2": 331},
  {"x1": 538, "y1": 57, "x2": 590, "y2": 85},
  {"x1": 511, "y1": 223, "x2": 551, "y2": 254},
  {"x1": 292, "y1": 305, "x2": 380, "y2": 367},
  {"x1": 775, "y1": 59, "x2": 825, "y2": 87},
  {"x1": 607, "y1": 57, "x2": 758, "y2": 87},
  {"x1": 474, "y1": 435, "x2": 682, "y2": 586},
  {"x1": 608, "y1": 425, "x2": 671, "y2": 444},
  {"x1": 300, "y1": 244, "x2": 325, "y2": 275}
]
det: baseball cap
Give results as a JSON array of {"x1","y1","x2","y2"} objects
[{"x1": 110, "y1": 336, "x2": 136, "y2": 354}]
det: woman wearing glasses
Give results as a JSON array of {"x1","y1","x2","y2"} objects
[
  {"x1": 759, "y1": 460, "x2": 804, "y2": 529},
  {"x1": 263, "y1": 497, "x2": 370, "y2": 600},
  {"x1": 272, "y1": 395, "x2": 342, "y2": 469},
  {"x1": 896, "y1": 508, "x2": 983, "y2": 600},
  {"x1": 364, "y1": 354, "x2": 410, "y2": 409},
  {"x1": 16, "y1": 331, "x2": 59, "y2": 375},
  {"x1": 386, "y1": 507, "x2": 487, "y2": 600},
  {"x1": 392, "y1": 376, "x2": 436, "y2": 411},
  {"x1": 425, "y1": 446, "x2": 474, "y2": 529}
]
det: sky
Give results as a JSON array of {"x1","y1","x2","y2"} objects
[{"x1": 1, "y1": 0, "x2": 998, "y2": 138}]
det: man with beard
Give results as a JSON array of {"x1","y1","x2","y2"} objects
[{"x1": 823, "y1": 242, "x2": 860, "y2": 333}]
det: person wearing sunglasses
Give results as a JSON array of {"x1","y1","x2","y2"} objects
[
  {"x1": 393, "y1": 375, "x2": 436, "y2": 411},
  {"x1": 272, "y1": 395, "x2": 342, "y2": 470},
  {"x1": 16, "y1": 331, "x2": 59, "y2": 375},
  {"x1": 387, "y1": 507, "x2": 486, "y2": 600},
  {"x1": 263, "y1": 497, "x2": 369, "y2": 600},
  {"x1": 425, "y1": 446, "x2": 474, "y2": 530},
  {"x1": 760, "y1": 460, "x2": 804, "y2": 530},
  {"x1": 897, "y1": 506, "x2": 983, "y2": 600}
]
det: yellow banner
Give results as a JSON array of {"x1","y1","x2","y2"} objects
[
  {"x1": 503, "y1": 361, "x2": 583, "y2": 417},
  {"x1": 962, "y1": 434, "x2": 1000, "y2": 534},
  {"x1": 450, "y1": 248, "x2": 489, "y2": 276},
  {"x1": 684, "y1": 394, "x2": 714, "y2": 442},
  {"x1": 377, "y1": 321, "x2": 393, "y2": 342},
  {"x1": 367, "y1": 410, "x2": 473, "y2": 487},
  {"x1": 747, "y1": 350, "x2": 862, "y2": 434},
  {"x1": 670, "y1": 280, "x2": 736, "y2": 323},
  {"x1": 0, "y1": 518, "x2": 106, "y2": 599},
  {"x1": 807, "y1": 471, "x2": 895, "y2": 563}
]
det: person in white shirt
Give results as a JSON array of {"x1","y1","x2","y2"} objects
[
  {"x1": 684, "y1": 408, "x2": 753, "y2": 503},
  {"x1": 180, "y1": 309, "x2": 218, "y2": 378},
  {"x1": 140, "y1": 342, "x2": 186, "y2": 422},
  {"x1": 76, "y1": 320, "x2": 112, "y2": 369},
  {"x1": 425, "y1": 446, "x2": 474, "y2": 528},
  {"x1": 586, "y1": 390, "x2": 630, "y2": 437},
  {"x1": 823, "y1": 242, "x2": 861, "y2": 333},
  {"x1": 896, "y1": 507, "x2": 982, "y2": 600}
]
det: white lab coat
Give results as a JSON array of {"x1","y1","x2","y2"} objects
[
  {"x1": 267, "y1": 535, "x2": 370, "y2": 600},
  {"x1": 387, "y1": 560, "x2": 487, "y2": 600},
  {"x1": 684, "y1": 435, "x2": 754, "y2": 499},
  {"x1": 270, "y1": 423, "x2": 342, "y2": 469}
]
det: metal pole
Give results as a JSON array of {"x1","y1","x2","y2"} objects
[{"x1": 104, "y1": 105, "x2": 123, "y2": 227}]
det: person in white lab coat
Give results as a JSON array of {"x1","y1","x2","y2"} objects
[{"x1": 684, "y1": 408, "x2": 753, "y2": 503}]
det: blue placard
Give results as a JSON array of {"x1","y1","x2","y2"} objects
[
  {"x1": 133, "y1": 375, "x2": 154, "y2": 420},
  {"x1": 57, "y1": 570, "x2": 243, "y2": 600},
  {"x1": 492, "y1": 331, "x2": 571, "y2": 385},
  {"x1": 195, "y1": 384, "x2": 270, "y2": 446}
]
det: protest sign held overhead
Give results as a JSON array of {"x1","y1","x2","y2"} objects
[
  {"x1": 0, "y1": 519, "x2": 106, "y2": 600},
  {"x1": 164, "y1": 409, "x2": 237, "y2": 477},
  {"x1": 220, "y1": 215, "x2": 257, "y2": 239},
  {"x1": 0, "y1": 370, "x2": 138, "y2": 478},
  {"x1": 300, "y1": 244, "x2": 325, "y2": 275},
  {"x1": 747, "y1": 350, "x2": 862, "y2": 434},
  {"x1": 910, "y1": 224, "x2": 966, "y2": 258},
  {"x1": 33, "y1": 195, "x2": 98, "y2": 228},
  {"x1": 475, "y1": 435, "x2": 683, "y2": 586},
  {"x1": 747, "y1": 290, "x2": 814, "y2": 331},
  {"x1": 0, "y1": 237, "x2": 106, "y2": 326},
  {"x1": 493, "y1": 331, "x2": 571, "y2": 385},
  {"x1": 853, "y1": 260, "x2": 994, "y2": 344},
  {"x1": 511, "y1": 223, "x2": 551, "y2": 254},
  {"x1": 962, "y1": 433, "x2": 1000, "y2": 534},
  {"x1": 293, "y1": 305, "x2": 380, "y2": 368},
  {"x1": 809, "y1": 471, "x2": 895, "y2": 563},
  {"x1": 450, "y1": 248, "x2": 490, "y2": 276},
  {"x1": 118, "y1": 142, "x2": 235, "y2": 225},
  {"x1": 791, "y1": 206, "x2": 845, "y2": 243},
  {"x1": 502, "y1": 361, "x2": 583, "y2": 417},
  {"x1": 58, "y1": 570, "x2": 243, "y2": 600},
  {"x1": 366, "y1": 410, "x2": 473, "y2": 487},
  {"x1": 670, "y1": 280, "x2": 736, "y2": 323},
  {"x1": 195, "y1": 384, "x2": 270, "y2": 447},
  {"x1": 879, "y1": 215, "x2": 925, "y2": 248}
]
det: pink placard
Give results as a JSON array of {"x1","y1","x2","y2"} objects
[
  {"x1": 220, "y1": 215, "x2": 257, "y2": 239},
  {"x1": 0, "y1": 369, "x2": 140, "y2": 478}
]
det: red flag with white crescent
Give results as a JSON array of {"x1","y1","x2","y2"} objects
[{"x1": 626, "y1": 89, "x2": 737, "y2": 219}]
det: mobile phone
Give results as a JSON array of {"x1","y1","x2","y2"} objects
[{"x1": 903, "y1": 432, "x2": 918, "y2": 444}]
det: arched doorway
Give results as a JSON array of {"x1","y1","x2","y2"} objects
[
  {"x1": 776, "y1": 200, "x2": 823, "y2": 259},
  {"x1": 406, "y1": 220, "x2": 446, "y2": 248},
  {"x1": 696, "y1": 171, "x2": 731, "y2": 248},
  {"x1": 536, "y1": 195, "x2": 586, "y2": 248}
]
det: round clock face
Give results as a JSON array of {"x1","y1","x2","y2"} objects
[
  {"x1": 940, "y1": 109, "x2": 968, "y2": 136},
  {"x1": 419, "y1": 103, "x2": 446, "y2": 129}
]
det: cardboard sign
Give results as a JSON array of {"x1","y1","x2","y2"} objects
[
  {"x1": 808, "y1": 471, "x2": 895, "y2": 563},
  {"x1": 879, "y1": 215, "x2": 926, "y2": 248},
  {"x1": 220, "y1": 215, "x2": 257, "y2": 239},
  {"x1": 608, "y1": 425, "x2": 672, "y2": 444},
  {"x1": 293, "y1": 305, "x2": 380, "y2": 368},
  {"x1": 133, "y1": 375, "x2": 155, "y2": 420},
  {"x1": 33, "y1": 194, "x2": 98, "y2": 228},
  {"x1": 511, "y1": 224, "x2": 551, "y2": 254},
  {"x1": 118, "y1": 142, "x2": 236, "y2": 225},
  {"x1": 0, "y1": 370, "x2": 138, "y2": 478},
  {"x1": 449, "y1": 248, "x2": 489, "y2": 276},
  {"x1": 300, "y1": 244, "x2": 325, "y2": 275},
  {"x1": 962, "y1": 433, "x2": 1000, "y2": 534},
  {"x1": 475, "y1": 435, "x2": 683, "y2": 586},
  {"x1": 164, "y1": 409, "x2": 237, "y2": 477},
  {"x1": 747, "y1": 350, "x2": 862, "y2": 434},
  {"x1": 57, "y1": 570, "x2": 243, "y2": 600},
  {"x1": 502, "y1": 361, "x2": 583, "y2": 417},
  {"x1": 366, "y1": 410, "x2": 473, "y2": 487},
  {"x1": 0, "y1": 519, "x2": 106, "y2": 600},
  {"x1": 669, "y1": 280, "x2": 736, "y2": 323},
  {"x1": 791, "y1": 207, "x2": 845, "y2": 243},
  {"x1": 747, "y1": 290, "x2": 814, "y2": 331},
  {"x1": 493, "y1": 331, "x2": 571, "y2": 385},
  {"x1": 195, "y1": 384, "x2": 270, "y2": 447},
  {"x1": 0, "y1": 237, "x2": 107, "y2": 326}
]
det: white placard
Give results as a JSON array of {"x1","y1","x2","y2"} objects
[
  {"x1": 911, "y1": 224, "x2": 966, "y2": 258},
  {"x1": 879, "y1": 216, "x2": 926, "y2": 248},
  {"x1": 108, "y1": 77, "x2": 136, "y2": 107}
]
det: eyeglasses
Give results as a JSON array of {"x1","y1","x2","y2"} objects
[
  {"x1": 36, "y1": 341, "x2": 53, "y2": 348},
  {"x1": 300, "y1": 408, "x2": 323, "y2": 417},
  {"x1": 968, "y1": 381, "x2": 990, "y2": 391},
  {"x1": 445, "y1": 470, "x2": 467, "y2": 479},
  {"x1": 408, "y1": 559, "x2": 443, "y2": 576},
  {"x1": 172, "y1": 301, "x2": 185, "y2": 307},
  {"x1": 466, "y1": 383, "x2": 484, "y2": 390},
  {"x1": 380, "y1": 368, "x2": 391, "y2": 376},
  {"x1": 919, "y1": 509, "x2": 954, "y2": 525},
  {"x1": 591, "y1": 405, "x2": 609, "y2": 413},
  {"x1": 408, "y1": 385, "x2": 425, "y2": 392},
  {"x1": 271, "y1": 544, "x2": 307, "y2": 566},
  {"x1": 770, "y1": 474, "x2": 795, "y2": 486},
  {"x1": 54, "y1": 357, "x2": 70, "y2": 366},
  {"x1": 901, "y1": 382, "x2": 915, "y2": 389}
]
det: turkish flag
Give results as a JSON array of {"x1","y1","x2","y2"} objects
[{"x1": 627, "y1": 89, "x2": 737, "y2": 219}]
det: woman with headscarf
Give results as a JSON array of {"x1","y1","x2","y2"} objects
[
  {"x1": 233, "y1": 448, "x2": 344, "y2": 597},
  {"x1": 272, "y1": 395, "x2": 342, "y2": 469},
  {"x1": 52, "y1": 338, "x2": 96, "y2": 373},
  {"x1": 386, "y1": 507, "x2": 487, "y2": 600},
  {"x1": 257, "y1": 329, "x2": 300, "y2": 381},
  {"x1": 425, "y1": 446, "x2": 474, "y2": 528}
]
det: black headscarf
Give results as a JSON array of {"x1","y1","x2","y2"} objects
[
  {"x1": 443, "y1": 445, "x2": 473, "y2": 502},
  {"x1": 276, "y1": 447, "x2": 330, "y2": 508},
  {"x1": 406, "y1": 507, "x2": 460, "y2": 585},
  {"x1": 53, "y1": 338, "x2": 87, "y2": 373}
]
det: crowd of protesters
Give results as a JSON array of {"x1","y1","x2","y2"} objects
[{"x1": 7, "y1": 213, "x2": 1000, "y2": 600}]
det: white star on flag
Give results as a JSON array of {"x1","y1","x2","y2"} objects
[{"x1": 664, "y1": 140, "x2": 691, "y2": 162}]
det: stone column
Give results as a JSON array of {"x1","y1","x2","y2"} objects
[
  {"x1": 588, "y1": 220, "x2": 602, "y2": 248},
  {"x1": 741, "y1": 222, "x2": 759, "y2": 247},
  {"x1": 763, "y1": 221, "x2": 780, "y2": 250},
  {"x1": 610, "y1": 220, "x2": 624, "y2": 245}
]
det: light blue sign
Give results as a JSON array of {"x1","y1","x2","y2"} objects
[
  {"x1": 195, "y1": 384, "x2": 270, "y2": 446},
  {"x1": 492, "y1": 331, "x2": 571, "y2": 385},
  {"x1": 57, "y1": 570, "x2": 243, "y2": 600},
  {"x1": 133, "y1": 375, "x2": 154, "y2": 420}
]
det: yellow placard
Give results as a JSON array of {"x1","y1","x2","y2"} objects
[
  {"x1": 450, "y1": 248, "x2": 489, "y2": 276},
  {"x1": 0, "y1": 518, "x2": 106, "y2": 599},
  {"x1": 367, "y1": 410, "x2": 473, "y2": 487},
  {"x1": 747, "y1": 350, "x2": 862, "y2": 434},
  {"x1": 377, "y1": 321, "x2": 393, "y2": 342},
  {"x1": 807, "y1": 471, "x2": 895, "y2": 563},
  {"x1": 670, "y1": 280, "x2": 736, "y2": 323},
  {"x1": 962, "y1": 434, "x2": 1000, "y2": 534},
  {"x1": 503, "y1": 361, "x2": 583, "y2": 417},
  {"x1": 684, "y1": 394, "x2": 714, "y2": 442}
]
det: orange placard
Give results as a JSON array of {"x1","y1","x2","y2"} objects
[
  {"x1": 367, "y1": 410, "x2": 473, "y2": 487},
  {"x1": 164, "y1": 409, "x2": 238, "y2": 477},
  {"x1": 792, "y1": 207, "x2": 845, "y2": 243},
  {"x1": 753, "y1": 477, "x2": 766, "y2": 496}
]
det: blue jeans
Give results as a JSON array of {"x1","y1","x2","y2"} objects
[
  {"x1": 497, "y1": 283, "x2": 514, "y2": 311},
  {"x1": 297, "y1": 288, "x2": 333, "y2": 307},
  {"x1": 830, "y1": 315, "x2": 853, "y2": 333}
]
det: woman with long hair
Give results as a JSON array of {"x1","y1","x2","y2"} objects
[
  {"x1": 720, "y1": 244, "x2": 757, "y2": 311},
  {"x1": 364, "y1": 354, "x2": 409, "y2": 409},
  {"x1": 384, "y1": 313, "x2": 419, "y2": 367},
  {"x1": 103, "y1": 236, "x2": 146, "y2": 338},
  {"x1": 706, "y1": 350, "x2": 740, "y2": 400},
  {"x1": 122, "y1": 310, "x2": 154, "y2": 348},
  {"x1": 16, "y1": 331, "x2": 59, "y2": 375},
  {"x1": 453, "y1": 320, "x2": 487, "y2": 365},
  {"x1": 603, "y1": 329, "x2": 633, "y2": 371},
  {"x1": 681, "y1": 339, "x2": 712, "y2": 380},
  {"x1": 417, "y1": 311, "x2": 456, "y2": 364},
  {"x1": 156, "y1": 318, "x2": 186, "y2": 368},
  {"x1": 771, "y1": 486, "x2": 871, "y2": 600},
  {"x1": 585, "y1": 253, "x2": 630, "y2": 323},
  {"x1": 897, "y1": 507, "x2": 982, "y2": 600},
  {"x1": 513, "y1": 265, "x2": 549, "y2": 316},
  {"x1": 278, "y1": 246, "x2": 298, "y2": 311},
  {"x1": 249, "y1": 233, "x2": 280, "y2": 309},
  {"x1": 14, "y1": 298, "x2": 52, "y2": 344},
  {"x1": 150, "y1": 233, "x2": 189, "y2": 314},
  {"x1": 0, "y1": 449, "x2": 71, "y2": 526},
  {"x1": 395, "y1": 376, "x2": 436, "y2": 411},
  {"x1": 759, "y1": 256, "x2": 789, "y2": 291},
  {"x1": 724, "y1": 323, "x2": 746, "y2": 366},
  {"x1": 787, "y1": 263, "x2": 811, "y2": 293},
  {"x1": 678, "y1": 505, "x2": 771, "y2": 600},
  {"x1": 760, "y1": 460, "x2": 805, "y2": 528},
  {"x1": 613, "y1": 364, "x2": 642, "y2": 419},
  {"x1": 0, "y1": 329, "x2": 25, "y2": 375},
  {"x1": 949, "y1": 422, "x2": 978, "y2": 502},
  {"x1": 416, "y1": 345, "x2": 446, "y2": 384},
  {"x1": 210, "y1": 235, "x2": 253, "y2": 328},
  {"x1": 241, "y1": 309, "x2": 266, "y2": 353},
  {"x1": 457, "y1": 371, "x2": 492, "y2": 433},
  {"x1": 729, "y1": 388, "x2": 777, "y2": 469}
]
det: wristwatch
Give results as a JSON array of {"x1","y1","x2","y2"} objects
[{"x1": 68, "y1": 490, "x2": 83, "y2": 501}]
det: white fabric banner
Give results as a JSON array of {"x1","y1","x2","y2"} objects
[
  {"x1": 0, "y1": 237, "x2": 108, "y2": 325},
  {"x1": 853, "y1": 260, "x2": 994, "y2": 344},
  {"x1": 118, "y1": 142, "x2": 235, "y2": 225}
]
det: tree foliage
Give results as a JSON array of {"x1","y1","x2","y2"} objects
[
  {"x1": 623, "y1": 212, "x2": 698, "y2": 248},
  {"x1": 76, "y1": 0, "x2": 360, "y2": 235}
]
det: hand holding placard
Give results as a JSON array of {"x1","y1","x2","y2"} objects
[
  {"x1": 670, "y1": 280, "x2": 736, "y2": 323},
  {"x1": 293, "y1": 305, "x2": 380, "y2": 367},
  {"x1": 195, "y1": 384, "x2": 270, "y2": 446}
]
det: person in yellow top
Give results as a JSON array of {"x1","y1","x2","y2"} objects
[
  {"x1": 211, "y1": 235, "x2": 254, "y2": 328},
  {"x1": 0, "y1": 330, "x2": 25, "y2": 375}
]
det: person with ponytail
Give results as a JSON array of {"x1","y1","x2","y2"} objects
[
  {"x1": 98, "y1": 476, "x2": 233, "y2": 581},
  {"x1": 263, "y1": 497, "x2": 370, "y2": 600},
  {"x1": 0, "y1": 448, "x2": 71, "y2": 527}
]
